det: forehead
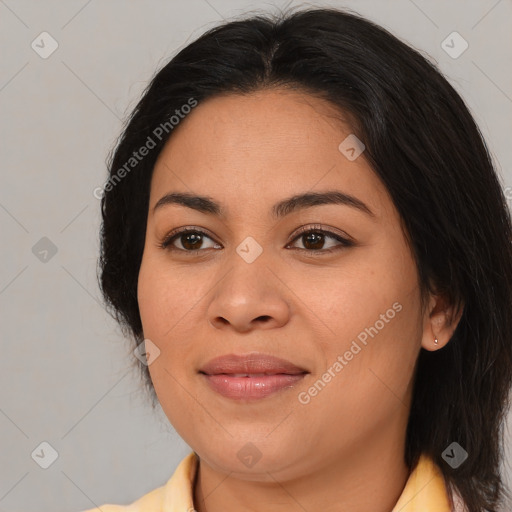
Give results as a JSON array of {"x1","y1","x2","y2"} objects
[
  {"x1": 156, "y1": 88, "x2": 351, "y2": 158},
  {"x1": 149, "y1": 88, "x2": 392, "y2": 220}
]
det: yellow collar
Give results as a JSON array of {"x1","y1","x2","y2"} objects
[
  {"x1": 161, "y1": 451, "x2": 454, "y2": 512},
  {"x1": 390, "y1": 454, "x2": 453, "y2": 511}
]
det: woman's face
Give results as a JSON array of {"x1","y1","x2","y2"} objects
[{"x1": 137, "y1": 88, "x2": 433, "y2": 479}]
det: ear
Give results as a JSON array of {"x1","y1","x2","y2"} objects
[{"x1": 421, "y1": 291, "x2": 464, "y2": 351}]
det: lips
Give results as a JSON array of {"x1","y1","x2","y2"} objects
[
  {"x1": 199, "y1": 353, "x2": 309, "y2": 400},
  {"x1": 199, "y1": 353, "x2": 308, "y2": 376}
]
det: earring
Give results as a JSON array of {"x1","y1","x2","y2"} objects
[{"x1": 434, "y1": 337, "x2": 438, "y2": 345}]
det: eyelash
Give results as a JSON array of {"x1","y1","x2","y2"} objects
[{"x1": 158, "y1": 224, "x2": 354, "y2": 256}]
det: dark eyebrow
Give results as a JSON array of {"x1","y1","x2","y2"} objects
[{"x1": 152, "y1": 190, "x2": 375, "y2": 219}]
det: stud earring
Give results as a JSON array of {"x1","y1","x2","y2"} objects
[{"x1": 434, "y1": 337, "x2": 438, "y2": 345}]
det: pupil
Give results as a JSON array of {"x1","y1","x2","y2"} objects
[
  {"x1": 183, "y1": 233, "x2": 202, "y2": 250},
  {"x1": 304, "y1": 232, "x2": 324, "y2": 250}
]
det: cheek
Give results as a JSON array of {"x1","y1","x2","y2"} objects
[
  {"x1": 324, "y1": 298, "x2": 420, "y2": 410},
  {"x1": 137, "y1": 255, "x2": 194, "y2": 338},
  {"x1": 137, "y1": 262, "x2": 167, "y2": 338},
  {"x1": 137, "y1": 255, "x2": 204, "y2": 386},
  {"x1": 297, "y1": 297, "x2": 421, "y2": 449},
  {"x1": 308, "y1": 243, "x2": 421, "y2": 398},
  {"x1": 137, "y1": 258, "x2": 198, "y2": 432}
]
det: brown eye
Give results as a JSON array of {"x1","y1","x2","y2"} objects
[
  {"x1": 159, "y1": 229, "x2": 220, "y2": 252},
  {"x1": 177, "y1": 232, "x2": 204, "y2": 251},
  {"x1": 300, "y1": 231, "x2": 326, "y2": 250},
  {"x1": 288, "y1": 226, "x2": 354, "y2": 253}
]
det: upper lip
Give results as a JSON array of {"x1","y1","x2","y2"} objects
[{"x1": 199, "y1": 353, "x2": 309, "y2": 375}]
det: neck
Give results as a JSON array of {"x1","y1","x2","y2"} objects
[{"x1": 192, "y1": 430, "x2": 410, "y2": 512}]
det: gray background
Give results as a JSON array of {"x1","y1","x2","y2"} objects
[{"x1": 1, "y1": 1, "x2": 511, "y2": 511}]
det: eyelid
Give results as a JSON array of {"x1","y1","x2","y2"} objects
[{"x1": 290, "y1": 223, "x2": 354, "y2": 245}]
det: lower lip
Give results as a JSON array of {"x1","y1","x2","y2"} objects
[{"x1": 201, "y1": 373, "x2": 307, "y2": 400}]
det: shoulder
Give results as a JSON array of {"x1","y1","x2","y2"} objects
[
  {"x1": 76, "y1": 451, "x2": 198, "y2": 512},
  {"x1": 79, "y1": 485, "x2": 165, "y2": 512}
]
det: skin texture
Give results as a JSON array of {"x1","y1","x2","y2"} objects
[{"x1": 137, "y1": 88, "x2": 462, "y2": 512}]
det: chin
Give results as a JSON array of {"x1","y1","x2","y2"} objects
[{"x1": 195, "y1": 440, "x2": 303, "y2": 477}]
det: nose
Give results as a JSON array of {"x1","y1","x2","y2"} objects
[{"x1": 206, "y1": 261, "x2": 291, "y2": 333}]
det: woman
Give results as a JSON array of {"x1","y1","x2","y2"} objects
[{"x1": 86, "y1": 6, "x2": 512, "y2": 512}]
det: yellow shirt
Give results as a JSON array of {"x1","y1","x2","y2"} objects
[{"x1": 81, "y1": 451, "x2": 465, "y2": 511}]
